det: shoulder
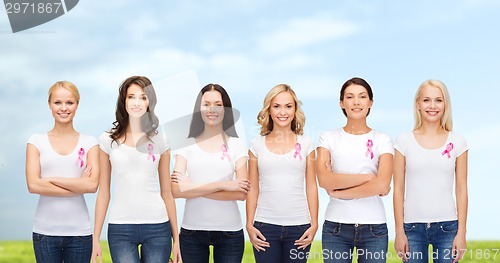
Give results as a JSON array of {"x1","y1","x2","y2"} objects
[
  {"x1": 449, "y1": 131, "x2": 466, "y2": 142},
  {"x1": 27, "y1": 133, "x2": 45, "y2": 148},
  {"x1": 298, "y1": 134, "x2": 313, "y2": 146},
  {"x1": 80, "y1": 133, "x2": 99, "y2": 146}
]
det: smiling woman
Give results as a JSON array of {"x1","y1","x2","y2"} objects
[{"x1": 25, "y1": 80, "x2": 100, "y2": 263}]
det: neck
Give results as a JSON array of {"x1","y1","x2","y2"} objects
[
  {"x1": 343, "y1": 118, "x2": 370, "y2": 135},
  {"x1": 127, "y1": 117, "x2": 144, "y2": 135},
  {"x1": 269, "y1": 125, "x2": 294, "y2": 138},
  {"x1": 418, "y1": 120, "x2": 446, "y2": 135},
  {"x1": 50, "y1": 122, "x2": 76, "y2": 135},
  {"x1": 200, "y1": 124, "x2": 225, "y2": 140}
]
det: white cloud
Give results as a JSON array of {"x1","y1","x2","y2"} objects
[{"x1": 258, "y1": 16, "x2": 359, "y2": 54}]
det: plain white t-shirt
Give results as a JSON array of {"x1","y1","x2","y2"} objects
[
  {"x1": 318, "y1": 128, "x2": 393, "y2": 224},
  {"x1": 394, "y1": 131, "x2": 468, "y2": 223},
  {"x1": 99, "y1": 132, "x2": 170, "y2": 224},
  {"x1": 28, "y1": 133, "x2": 98, "y2": 236},
  {"x1": 249, "y1": 135, "x2": 315, "y2": 226},
  {"x1": 175, "y1": 136, "x2": 248, "y2": 231}
]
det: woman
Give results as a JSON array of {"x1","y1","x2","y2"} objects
[
  {"x1": 316, "y1": 77, "x2": 393, "y2": 263},
  {"x1": 246, "y1": 84, "x2": 318, "y2": 262},
  {"x1": 170, "y1": 83, "x2": 249, "y2": 263},
  {"x1": 91, "y1": 76, "x2": 180, "y2": 263},
  {"x1": 26, "y1": 80, "x2": 99, "y2": 263},
  {"x1": 393, "y1": 79, "x2": 468, "y2": 263}
]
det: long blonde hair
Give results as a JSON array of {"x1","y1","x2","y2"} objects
[
  {"x1": 48, "y1": 81, "x2": 80, "y2": 104},
  {"x1": 413, "y1": 79, "x2": 453, "y2": 131},
  {"x1": 257, "y1": 84, "x2": 305, "y2": 136}
]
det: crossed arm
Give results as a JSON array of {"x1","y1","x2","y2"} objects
[
  {"x1": 25, "y1": 144, "x2": 100, "y2": 196},
  {"x1": 170, "y1": 155, "x2": 250, "y2": 201},
  {"x1": 316, "y1": 146, "x2": 392, "y2": 199}
]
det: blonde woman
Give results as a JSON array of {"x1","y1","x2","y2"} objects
[
  {"x1": 26, "y1": 81, "x2": 99, "y2": 263},
  {"x1": 393, "y1": 80, "x2": 468, "y2": 263},
  {"x1": 246, "y1": 84, "x2": 318, "y2": 262}
]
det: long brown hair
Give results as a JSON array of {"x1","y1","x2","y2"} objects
[{"x1": 108, "y1": 76, "x2": 159, "y2": 144}]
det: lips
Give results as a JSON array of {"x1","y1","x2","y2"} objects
[
  {"x1": 277, "y1": 116, "x2": 288, "y2": 121},
  {"x1": 426, "y1": 110, "x2": 439, "y2": 116}
]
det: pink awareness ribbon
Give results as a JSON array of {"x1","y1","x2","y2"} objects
[
  {"x1": 147, "y1": 143, "x2": 156, "y2": 162},
  {"x1": 293, "y1": 143, "x2": 302, "y2": 161},
  {"x1": 221, "y1": 144, "x2": 231, "y2": 161},
  {"x1": 442, "y1": 142, "x2": 454, "y2": 159},
  {"x1": 365, "y1": 139, "x2": 374, "y2": 160},
  {"x1": 77, "y1": 148, "x2": 85, "y2": 168}
]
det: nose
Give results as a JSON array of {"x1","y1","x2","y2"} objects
[
  {"x1": 354, "y1": 97, "x2": 360, "y2": 105},
  {"x1": 430, "y1": 100, "x2": 436, "y2": 108}
]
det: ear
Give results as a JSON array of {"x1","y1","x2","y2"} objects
[
  {"x1": 368, "y1": 99, "x2": 373, "y2": 108},
  {"x1": 339, "y1": 100, "x2": 344, "y2": 109}
]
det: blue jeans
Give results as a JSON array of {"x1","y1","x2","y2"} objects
[
  {"x1": 253, "y1": 221, "x2": 312, "y2": 263},
  {"x1": 322, "y1": 221, "x2": 388, "y2": 263},
  {"x1": 179, "y1": 228, "x2": 244, "y2": 263},
  {"x1": 404, "y1": 220, "x2": 459, "y2": 263},
  {"x1": 32, "y1": 232, "x2": 92, "y2": 263},
  {"x1": 107, "y1": 221, "x2": 172, "y2": 263}
]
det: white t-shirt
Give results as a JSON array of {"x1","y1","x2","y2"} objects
[
  {"x1": 28, "y1": 133, "x2": 98, "y2": 236},
  {"x1": 249, "y1": 135, "x2": 315, "y2": 226},
  {"x1": 394, "y1": 131, "x2": 468, "y2": 223},
  {"x1": 318, "y1": 128, "x2": 393, "y2": 224},
  {"x1": 175, "y1": 136, "x2": 248, "y2": 231},
  {"x1": 99, "y1": 132, "x2": 170, "y2": 224}
]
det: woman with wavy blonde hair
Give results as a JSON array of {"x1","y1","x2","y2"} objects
[{"x1": 246, "y1": 84, "x2": 318, "y2": 262}]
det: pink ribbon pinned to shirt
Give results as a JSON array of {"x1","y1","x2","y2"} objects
[
  {"x1": 442, "y1": 142, "x2": 454, "y2": 159},
  {"x1": 293, "y1": 143, "x2": 302, "y2": 161},
  {"x1": 77, "y1": 148, "x2": 85, "y2": 168},
  {"x1": 221, "y1": 144, "x2": 231, "y2": 161},
  {"x1": 365, "y1": 139, "x2": 374, "y2": 159},
  {"x1": 147, "y1": 143, "x2": 156, "y2": 162}
]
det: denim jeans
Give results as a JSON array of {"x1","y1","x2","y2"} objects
[
  {"x1": 32, "y1": 232, "x2": 92, "y2": 263},
  {"x1": 179, "y1": 228, "x2": 244, "y2": 263},
  {"x1": 404, "y1": 220, "x2": 459, "y2": 263},
  {"x1": 322, "y1": 221, "x2": 388, "y2": 263},
  {"x1": 107, "y1": 221, "x2": 172, "y2": 263},
  {"x1": 252, "y1": 221, "x2": 312, "y2": 263}
]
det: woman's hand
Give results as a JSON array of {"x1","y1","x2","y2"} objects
[
  {"x1": 247, "y1": 225, "x2": 270, "y2": 252},
  {"x1": 294, "y1": 225, "x2": 318, "y2": 250}
]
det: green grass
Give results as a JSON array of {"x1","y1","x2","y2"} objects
[{"x1": 1, "y1": 240, "x2": 499, "y2": 262}]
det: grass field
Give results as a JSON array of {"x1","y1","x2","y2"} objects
[{"x1": 1, "y1": 240, "x2": 499, "y2": 262}]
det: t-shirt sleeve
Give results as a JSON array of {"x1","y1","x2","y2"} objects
[
  {"x1": 27, "y1": 134, "x2": 40, "y2": 150},
  {"x1": 378, "y1": 133, "x2": 394, "y2": 155},
  {"x1": 393, "y1": 133, "x2": 406, "y2": 156},
  {"x1": 98, "y1": 132, "x2": 112, "y2": 155},
  {"x1": 173, "y1": 139, "x2": 189, "y2": 160},
  {"x1": 248, "y1": 137, "x2": 260, "y2": 158},
  {"x1": 232, "y1": 138, "x2": 249, "y2": 163},
  {"x1": 303, "y1": 135, "x2": 315, "y2": 156},
  {"x1": 455, "y1": 133, "x2": 468, "y2": 157},
  {"x1": 317, "y1": 131, "x2": 331, "y2": 150}
]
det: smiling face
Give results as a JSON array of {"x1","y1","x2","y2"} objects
[
  {"x1": 269, "y1": 91, "x2": 295, "y2": 130},
  {"x1": 200, "y1": 90, "x2": 225, "y2": 127},
  {"x1": 416, "y1": 84, "x2": 445, "y2": 124},
  {"x1": 125, "y1": 83, "x2": 149, "y2": 119},
  {"x1": 49, "y1": 86, "x2": 79, "y2": 124},
  {"x1": 340, "y1": 84, "x2": 373, "y2": 119}
]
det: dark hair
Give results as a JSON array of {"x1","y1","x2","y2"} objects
[
  {"x1": 109, "y1": 76, "x2": 159, "y2": 144},
  {"x1": 188, "y1": 83, "x2": 238, "y2": 138},
  {"x1": 340, "y1": 77, "x2": 374, "y2": 117}
]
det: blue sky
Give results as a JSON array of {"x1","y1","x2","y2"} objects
[{"x1": 1, "y1": 0, "x2": 499, "y2": 240}]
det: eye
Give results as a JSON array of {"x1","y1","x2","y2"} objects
[
  {"x1": 287, "y1": 105, "x2": 292, "y2": 108},
  {"x1": 128, "y1": 95, "x2": 134, "y2": 99},
  {"x1": 273, "y1": 105, "x2": 279, "y2": 108},
  {"x1": 423, "y1": 99, "x2": 429, "y2": 102},
  {"x1": 216, "y1": 103, "x2": 223, "y2": 107},
  {"x1": 54, "y1": 101, "x2": 61, "y2": 105},
  {"x1": 361, "y1": 95, "x2": 367, "y2": 99},
  {"x1": 142, "y1": 96, "x2": 147, "y2": 101},
  {"x1": 437, "y1": 99, "x2": 443, "y2": 103},
  {"x1": 67, "y1": 101, "x2": 74, "y2": 105}
]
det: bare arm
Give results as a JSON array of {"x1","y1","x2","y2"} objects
[
  {"x1": 316, "y1": 146, "x2": 375, "y2": 190},
  {"x1": 158, "y1": 150, "x2": 181, "y2": 263},
  {"x1": 453, "y1": 151, "x2": 468, "y2": 263},
  {"x1": 171, "y1": 155, "x2": 250, "y2": 200},
  {"x1": 46, "y1": 145, "x2": 100, "y2": 194},
  {"x1": 245, "y1": 151, "x2": 270, "y2": 251},
  {"x1": 328, "y1": 153, "x2": 393, "y2": 199},
  {"x1": 91, "y1": 149, "x2": 111, "y2": 263},
  {"x1": 393, "y1": 150, "x2": 410, "y2": 261},
  {"x1": 295, "y1": 151, "x2": 319, "y2": 249},
  {"x1": 25, "y1": 143, "x2": 77, "y2": 196}
]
